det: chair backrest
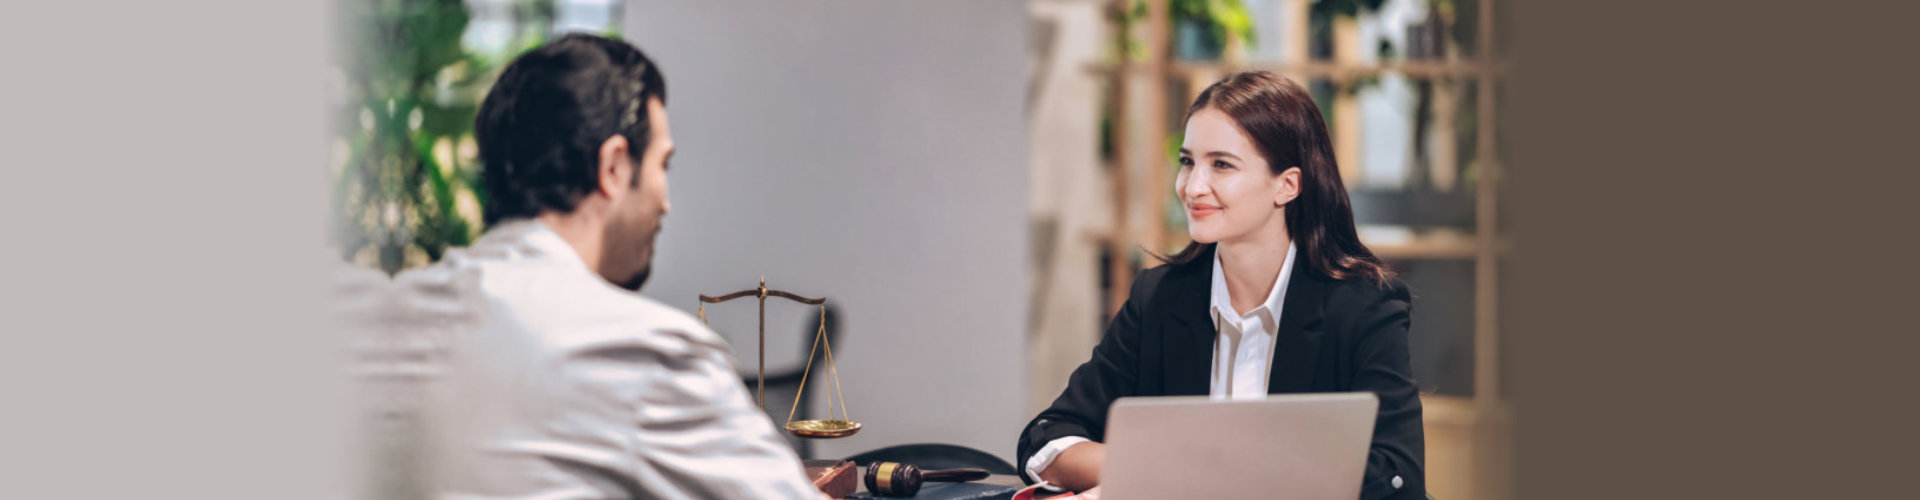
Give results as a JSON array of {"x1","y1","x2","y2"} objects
[{"x1": 843, "y1": 443, "x2": 1019, "y2": 476}]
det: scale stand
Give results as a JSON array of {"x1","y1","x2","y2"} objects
[{"x1": 699, "y1": 277, "x2": 861, "y2": 438}]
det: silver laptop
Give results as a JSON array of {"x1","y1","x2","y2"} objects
[{"x1": 1098, "y1": 393, "x2": 1378, "y2": 500}]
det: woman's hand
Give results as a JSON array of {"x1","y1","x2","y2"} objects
[{"x1": 1038, "y1": 441, "x2": 1106, "y2": 493}]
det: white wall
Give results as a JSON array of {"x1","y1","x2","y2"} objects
[{"x1": 625, "y1": 0, "x2": 1030, "y2": 463}]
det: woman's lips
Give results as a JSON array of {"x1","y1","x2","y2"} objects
[{"x1": 1187, "y1": 203, "x2": 1221, "y2": 218}]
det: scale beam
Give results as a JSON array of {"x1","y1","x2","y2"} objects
[{"x1": 696, "y1": 277, "x2": 860, "y2": 439}]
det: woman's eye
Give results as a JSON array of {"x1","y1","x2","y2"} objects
[
  {"x1": 1213, "y1": 161, "x2": 1235, "y2": 170},
  {"x1": 1178, "y1": 157, "x2": 1194, "y2": 167}
]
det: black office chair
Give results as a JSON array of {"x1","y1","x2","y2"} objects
[{"x1": 843, "y1": 443, "x2": 1019, "y2": 477}]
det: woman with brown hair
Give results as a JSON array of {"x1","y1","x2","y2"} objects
[{"x1": 1017, "y1": 71, "x2": 1424, "y2": 500}]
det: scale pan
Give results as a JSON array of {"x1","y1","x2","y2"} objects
[{"x1": 786, "y1": 419, "x2": 862, "y2": 438}]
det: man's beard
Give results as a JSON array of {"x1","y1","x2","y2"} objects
[
  {"x1": 615, "y1": 265, "x2": 651, "y2": 292},
  {"x1": 604, "y1": 216, "x2": 659, "y2": 292}
]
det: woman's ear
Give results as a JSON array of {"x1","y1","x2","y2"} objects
[{"x1": 1275, "y1": 166, "x2": 1302, "y2": 207}]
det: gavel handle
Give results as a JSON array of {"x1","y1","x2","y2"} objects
[{"x1": 920, "y1": 468, "x2": 991, "y2": 483}]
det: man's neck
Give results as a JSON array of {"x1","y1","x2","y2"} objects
[
  {"x1": 1217, "y1": 231, "x2": 1291, "y2": 317},
  {"x1": 537, "y1": 212, "x2": 605, "y2": 274}
]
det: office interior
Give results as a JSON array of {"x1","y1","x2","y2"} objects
[{"x1": 331, "y1": 1, "x2": 1514, "y2": 498}]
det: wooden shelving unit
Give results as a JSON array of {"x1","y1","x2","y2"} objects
[
  {"x1": 1094, "y1": 1, "x2": 1510, "y2": 498},
  {"x1": 1368, "y1": 232, "x2": 1503, "y2": 261},
  {"x1": 1092, "y1": 60, "x2": 1504, "y2": 79}
]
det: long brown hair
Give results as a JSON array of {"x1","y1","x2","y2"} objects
[{"x1": 1156, "y1": 71, "x2": 1393, "y2": 286}]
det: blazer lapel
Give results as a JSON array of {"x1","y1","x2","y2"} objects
[
  {"x1": 1267, "y1": 267, "x2": 1328, "y2": 394},
  {"x1": 1160, "y1": 247, "x2": 1217, "y2": 397}
]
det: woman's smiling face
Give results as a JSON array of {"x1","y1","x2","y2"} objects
[{"x1": 1176, "y1": 106, "x2": 1299, "y2": 245}]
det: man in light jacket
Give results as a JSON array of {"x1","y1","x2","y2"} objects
[{"x1": 394, "y1": 33, "x2": 824, "y2": 499}]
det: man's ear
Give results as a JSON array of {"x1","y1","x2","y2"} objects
[
  {"x1": 596, "y1": 135, "x2": 632, "y2": 198},
  {"x1": 1275, "y1": 166, "x2": 1303, "y2": 207}
]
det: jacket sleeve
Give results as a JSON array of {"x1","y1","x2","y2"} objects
[
  {"x1": 1348, "y1": 279, "x2": 1427, "y2": 500},
  {"x1": 1014, "y1": 269, "x2": 1156, "y2": 484},
  {"x1": 617, "y1": 328, "x2": 822, "y2": 499}
]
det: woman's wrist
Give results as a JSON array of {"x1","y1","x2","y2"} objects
[{"x1": 1039, "y1": 441, "x2": 1105, "y2": 492}]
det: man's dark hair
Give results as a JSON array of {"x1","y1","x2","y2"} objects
[{"x1": 475, "y1": 33, "x2": 667, "y2": 226}]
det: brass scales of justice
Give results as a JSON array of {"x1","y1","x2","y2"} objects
[{"x1": 698, "y1": 277, "x2": 861, "y2": 439}]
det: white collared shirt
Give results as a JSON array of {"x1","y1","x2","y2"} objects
[
  {"x1": 1209, "y1": 241, "x2": 1296, "y2": 400},
  {"x1": 381, "y1": 219, "x2": 821, "y2": 499},
  {"x1": 1026, "y1": 243, "x2": 1298, "y2": 486}
]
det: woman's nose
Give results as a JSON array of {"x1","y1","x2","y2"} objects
[{"x1": 1181, "y1": 168, "x2": 1210, "y2": 200}]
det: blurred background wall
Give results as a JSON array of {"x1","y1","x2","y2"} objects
[{"x1": 625, "y1": 0, "x2": 1033, "y2": 464}]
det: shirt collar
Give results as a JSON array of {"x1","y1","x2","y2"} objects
[
  {"x1": 477, "y1": 218, "x2": 598, "y2": 277},
  {"x1": 1209, "y1": 241, "x2": 1298, "y2": 332}
]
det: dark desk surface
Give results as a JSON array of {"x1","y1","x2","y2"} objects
[{"x1": 842, "y1": 472, "x2": 1026, "y2": 499}]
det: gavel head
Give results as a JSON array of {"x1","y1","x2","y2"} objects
[{"x1": 864, "y1": 461, "x2": 923, "y2": 497}]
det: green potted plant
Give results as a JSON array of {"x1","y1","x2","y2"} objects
[
  {"x1": 330, "y1": 0, "x2": 575, "y2": 275},
  {"x1": 1114, "y1": 0, "x2": 1257, "y2": 62}
]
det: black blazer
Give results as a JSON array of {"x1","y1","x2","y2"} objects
[{"x1": 1017, "y1": 244, "x2": 1425, "y2": 500}]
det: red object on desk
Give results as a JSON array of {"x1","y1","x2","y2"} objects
[
  {"x1": 1011, "y1": 485, "x2": 1098, "y2": 500},
  {"x1": 806, "y1": 459, "x2": 858, "y2": 498}
]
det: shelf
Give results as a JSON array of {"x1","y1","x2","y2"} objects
[
  {"x1": 1140, "y1": 229, "x2": 1505, "y2": 263},
  {"x1": 1087, "y1": 60, "x2": 1506, "y2": 81},
  {"x1": 1370, "y1": 238, "x2": 1482, "y2": 260},
  {"x1": 1422, "y1": 394, "x2": 1493, "y2": 426},
  {"x1": 1361, "y1": 226, "x2": 1507, "y2": 261}
]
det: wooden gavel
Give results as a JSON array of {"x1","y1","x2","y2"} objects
[{"x1": 863, "y1": 462, "x2": 991, "y2": 497}]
